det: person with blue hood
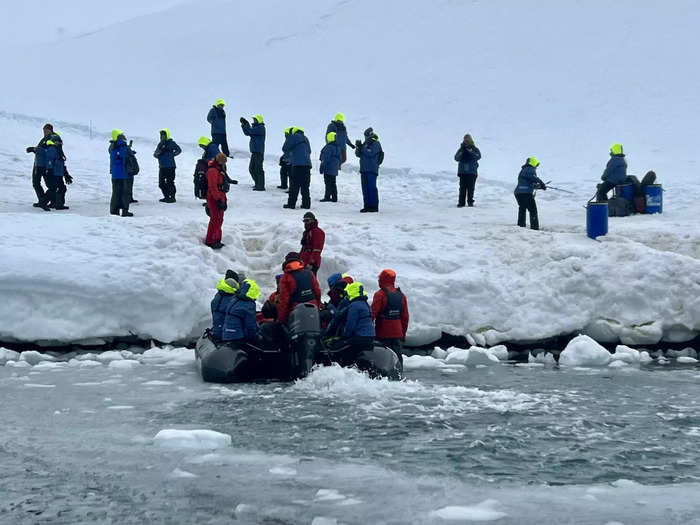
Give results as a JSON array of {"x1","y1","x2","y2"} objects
[
  {"x1": 319, "y1": 131, "x2": 342, "y2": 202},
  {"x1": 109, "y1": 129, "x2": 136, "y2": 217},
  {"x1": 222, "y1": 278, "x2": 261, "y2": 344},
  {"x1": 282, "y1": 127, "x2": 312, "y2": 210},
  {"x1": 597, "y1": 143, "x2": 628, "y2": 202},
  {"x1": 153, "y1": 128, "x2": 182, "y2": 203},
  {"x1": 210, "y1": 270, "x2": 241, "y2": 341},
  {"x1": 207, "y1": 99, "x2": 230, "y2": 157},
  {"x1": 324, "y1": 281, "x2": 375, "y2": 356},
  {"x1": 513, "y1": 157, "x2": 546, "y2": 230},
  {"x1": 240, "y1": 114, "x2": 266, "y2": 190},
  {"x1": 325, "y1": 113, "x2": 355, "y2": 168},
  {"x1": 44, "y1": 132, "x2": 71, "y2": 210},
  {"x1": 354, "y1": 127, "x2": 384, "y2": 213}
]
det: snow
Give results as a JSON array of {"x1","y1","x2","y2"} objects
[
  {"x1": 559, "y1": 335, "x2": 612, "y2": 367},
  {"x1": 0, "y1": 1, "x2": 699, "y2": 348},
  {"x1": 0, "y1": 348, "x2": 20, "y2": 364},
  {"x1": 430, "y1": 499, "x2": 508, "y2": 521},
  {"x1": 153, "y1": 429, "x2": 232, "y2": 449}
]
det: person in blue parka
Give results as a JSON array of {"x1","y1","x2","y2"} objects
[
  {"x1": 44, "y1": 133, "x2": 71, "y2": 210},
  {"x1": 319, "y1": 131, "x2": 342, "y2": 202},
  {"x1": 597, "y1": 143, "x2": 628, "y2": 202},
  {"x1": 207, "y1": 99, "x2": 230, "y2": 157},
  {"x1": 109, "y1": 129, "x2": 134, "y2": 217},
  {"x1": 325, "y1": 113, "x2": 355, "y2": 168},
  {"x1": 283, "y1": 127, "x2": 312, "y2": 210},
  {"x1": 454, "y1": 134, "x2": 481, "y2": 207},
  {"x1": 210, "y1": 270, "x2": 240, "y2": 341},
  {"x1": 513, "y1": 157, "x2": 546, "y2": 230},
  {"x1": 324, "y1": 281, "x2": 375, "y2": 356},
  {"x1": 222, "y1": 278, "x2": 261, "y2": 344},
  {"x1": 153, "y1": 128, "x2": 182, "y2": 203},
  {"x1": 240, "y1": 114, "x2": 266, "y2": 191},
  {"x1": 354, "y1": 128, "x2": 384, "y2": 213},
  {"x1": 198, "y1": 136, "x2": 220, "y2": 161}
]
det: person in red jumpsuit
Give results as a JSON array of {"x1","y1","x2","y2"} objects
[
  {"x1": 300, "y1": 212, "x2": 325, "y2": 274},
  {"x1": 205, "y1": 152, "x2": 228, "y2": 249}
]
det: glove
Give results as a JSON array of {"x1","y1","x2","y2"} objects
[
  {"x1": 26, "y1": 146, "x2": 36, "y2": 154},
  {"x1": 539, "y1": 182, "x2": 547, "y2": 190},
  {"x1": 355, "y1": 140, "x2": 362, "y2": 148},
  {"x1": 225, "y1": 175, "x2": 238, "y2": 185},
  {"x1": 240, "y1": 117, "x2": 248, "y2": 125},
  {"x1": 64, "y1": 174, "x2": 73, "y2": 185},
  {"x1": 217, "y1": 200, "x2": 227, "y2": 211}
]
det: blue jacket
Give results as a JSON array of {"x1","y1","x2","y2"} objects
[
  {"x1": 455, "y1": 145, "x2": 481, "y2": 175},
  {"x1": 35, "y1": 133, "x2": 60, "y2": 168},
  {"x1": 355, "y1": 139, "x2": 384, "y2": 174},
  {"x1": 109, "y1": 138, "x2": 129, "y2": 179},
  {"x1": 514, "y1": 164, "x2": 544, "y2": 195},
  {"x1": 283, "y1": 131, "x2": 312, "y2": 167},
  {"x1": 602, "y1": 154, "x2": 627, "y2": 185},
  {"x1": 222, "y1": 297, "x2": 258, "y2": 342},
  {"x1": 203, "y1": 142, "x2": 220, "y2": 161},
  {"x1": 319, "y1": 142, "x2": 341, "y2": 176},
  {"x1": 154, "y1": 138, "x2": 182, "y2": 169},
  {"x1": 326, "y1": 121, "x2": 354, "y2": 151},
  {"x1": 207, "y1": 106, "x2": 227, "y2": 135},
  {"x1": 342, "y1": 298, "x2": 375, "y2": 338},
  {"x1": 325, "y1": 297, "x2": 350, "y2": 336},
  {"x1": 45, "y1": 145, "x2": 65, "y2": 177},
  {"x1": 210, "y1": 290, "x2": 238, "y2": 340},
  {"x1": 241, "y1": 121, "x2": 266, "y2": 154}
]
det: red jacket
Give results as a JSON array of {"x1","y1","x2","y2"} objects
[
  {"x1": 371, "y1": 270, "x2": 409, "y2": 339},
  {"x1": 206, "y1": 161, "x2": 226, "y2": 202},
  {"x1": 300, "y1": 221, "x2": 325, "y2": 268},
  {"x1": 277, "y1": 261, "x2": 322, "y2": 323}
]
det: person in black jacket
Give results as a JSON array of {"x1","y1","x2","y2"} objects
[
  {"x1": 513, "y1": 157, "x2": 546, "y2": 230},
  {"x1": 454, "y1": 134, "x2": 481, "y2": 207},
  {"x1": 153, "y1": 128, "x2": 182, "y2": 203}
]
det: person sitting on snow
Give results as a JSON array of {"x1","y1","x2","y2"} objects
[
  {"x1": 222, "y1": 278, "x2": 261, "y2": 344},
  {"x1": 371, "y1": 269, "x2": 409, "y2": 363},
  {"x1": 277, "y1": 252, "x2": 322, "y2": 324},
  {"x1": 597, "y1": 143, "x2": 628, "y2": 202},
  {"x1": 210, "y1": 270, "x2": 240, "y2": 341},
  {"x1": 324, "y1": 282, "x2": 375, "y2": 356}
]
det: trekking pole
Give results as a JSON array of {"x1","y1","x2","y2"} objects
[{"x1": 547, "y1": 186, "x2": 574, "y2": 194}]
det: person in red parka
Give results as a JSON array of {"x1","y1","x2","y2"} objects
[
  {"x1": 371, "y1": 268, "x2": 409, "y2": 363},
  {"x1": 277, "y1": 252, "x2": 321, "y2": 323},
  {"x1": 205, "y1": 152, "x2": 228, "y2": 249},
  {"x1": 300, "y1": 212, "x2": 325, "y2": 274}
]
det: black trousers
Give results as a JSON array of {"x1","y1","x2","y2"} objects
[
  {"x1": 323, "y1": 174, "x2": 337, "y2": 201},
  {"x1": 279, "y1": 165, "x2": 290, "y2": 188},
  {"x1": 159, "y1": 167, "x2": 176, "y2": 198},
  {"x1": 458, "y1": 173, "x2": 477, "y2": 206},
  {"x1": 378, "y1": 338, "x2": 403, "y2": 364},
  {"x1": 41, "y1": 170, "x2": 57, "y2": 206},
  {"x1": 515, "y1": 193, "x2": 539, "y2": 230},
  {"x1": 287, "y1": 166, "x2": 311, "y2": 208},
  {"x1": 250, "y1": 152, "x2": 265, "y2": 189},
  {"x1": 110, "y1": 179, "x2": 130, "y2": 214},
  {"x1": 211, "y1": 133, "x2": 230, "y2": 157},
  {"x1": 32, "y1": 165, "x2": 46, "y2": 202},
  {"x1": 126, "y1": 177, "x2": 135, "y2": 202},
  {"x1": 596, "y1": 181, "x2": 615, "y2": 202},
  {"x1": 53, "y1": 176, "x2": 67, "y2": 208}
]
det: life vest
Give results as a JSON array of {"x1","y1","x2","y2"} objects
[
  {"x1": 380, "y1": 288, "x2": 404, "y2": 320},
  {"x1": 291, "y1": 270, "x2": 315, "y2": 304}
]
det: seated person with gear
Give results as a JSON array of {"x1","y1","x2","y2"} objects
[
  {"x1": 222, "y1": 278, "x2": 261, "y2": 346},
  {"x1": 323, "y1": 281, "x2": 375, "y2": 361},
  {"x1": 210, "y1": 270, "x2": 240, "y2": 341}
]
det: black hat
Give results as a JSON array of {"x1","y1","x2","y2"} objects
[
  {"x1": 303, "y1": 212, "x2": 316, "y2": 221},
  {"x1": 363, "y1": 127, "x2": 374, "y2": 138},
  {"x1": 225, "y1": 269, "x2": 239, "y2": 282},
  {"x1": 284, "y1": 251, "x2": 302, "y2": 263}
]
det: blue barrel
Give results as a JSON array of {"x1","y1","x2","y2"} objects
[
  {"x1": 645, "y1": 184, "x2": 663, "y2": 214},
  {"x1": 587, "y1": 202, "x2": 608, "y2": 239},
  {"x1": 615, "y1": 183, "x2": 634, "y2": 201}
]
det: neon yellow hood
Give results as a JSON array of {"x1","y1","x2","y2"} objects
[
  {"x1": 112, "y1": 129, "x2": 124, "y2": 141},
  {"x1": 160, "y1": 128, "x2": 171, "y2": 140},
  {"x1": 198, "y1": 136, "x2": 211, "y2": 147},
  {"x1": 216, "y1": 278, "x2": 238, "y2": 294}
]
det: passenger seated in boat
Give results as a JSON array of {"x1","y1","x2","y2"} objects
[
  {"x1": 259, "y1": 273, "x2": 283, "y2": 323},
  {"x1": 323, "y1": 281, "x2": 375, "y2": 356},
  {"x1": 222, "y1": 278, "x2": 261, "y2": 345},
  {"x1": 277, "y1": 252, "x2": 321, "y2": 324},
  {"x1": 210, "y1": 270, "x2": 240, "y2": 341}
]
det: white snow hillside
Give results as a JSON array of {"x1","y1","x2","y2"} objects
[{"x1": 1, "y1": 1, "x2": 699, "y2": 346}]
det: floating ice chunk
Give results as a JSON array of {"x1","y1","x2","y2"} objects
[
  {"x1": 140, "y1": 346, "x2": 194, "y2": 366},
  {"x1": 611, "y1": 479, "x2": 641, "y2": 488},
  {"x1": 153, "y1": 429, "x2": 232, "y2": 449},
  {"x1": 108, "y1": 359, "x2": 140, "y2": 369},
  {"x1": 445, "y1": 347, "x2": 499, "y2": 366},
  {"x1": 611, "y1": 345, "x2": 642, "y2": 364},
  {"x1": 315, "y1": 489, "x2": 346, "y2": 502},
  {"x1": 19, "y1": 351, "x2": 57, "y2": 365},
  {"x1": 431, "y1": 347, "x2": 448, "y2": 359},
  {"x1": 677, "y1": 356, "x2": 698, "y2": 364},
  {"x1": 143, "y1": 380, "x2": 174, "y2": 386},
  {"x1": 107, "y1": 405, "x2": 134, "y2": 410},
  {"x1": 528, "y1": 352, "x2": 556, "y2": 366},
  {"x1": 23, "y1": 383, "x2": 56, "y2": 388},
  {"x1": 311, "y1": 518, "x2": 337, "y2": 525},
  {"x1": 0, "y1": 348, "x2": 20, "y2": 364},
  {"x1": 170, "y1": 468, "x2": 198, "y2": 479},
  {"x1": 608, "y1": 360, "x2": 629, "y2": 368},
  {"x1": 639, "y1": 351, "x2": 652, "y2": 363},
  {"x1": 658, "y1": 356, "x2": 669, "y2": 364},
  {"x1": 430, "y1": 499, "x2": 507, "y2": 521},
  {"x1": 234, "y1": 504, "x2": 256, "y2": 516},
  {"x1": 668, "y1": 348, "x2": 698, "y2": 359},
  {"x1": 403, "y1": 355, "x2": 449, "y2": 370},
  {"x1": 68, "y1": 358, "x2": 102, "y2": 368},
  {"x1": 269, "y1": 466, "x2": 297, "y2": 476},
  {"x1": 559, "y1": 335, "x2": 612, "y2": 367},
  {"x1": 487, "y1": 345, "x2": 508, "y2": 361},
  {"x1": 92, "y1": 350, "x2": 124, "y2": 363}
]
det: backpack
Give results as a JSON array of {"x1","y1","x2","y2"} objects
[
  {"x1": 641, "y1": 170, "x2": 657, "y2": 186},
  {"x1": 125, "y1": 151, "x2": 139, "y2": 176},
  {"x1": 608, "y1": 197, "x2": 633, "y2": 217},
  {"x1": 193, "y1": 158, "x2": 208, "y2": 199}
]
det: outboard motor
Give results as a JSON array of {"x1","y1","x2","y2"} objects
[{"x1": 287, "y1": 303, "x2": 320, "y2": 379}]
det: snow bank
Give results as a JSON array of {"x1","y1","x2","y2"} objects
[
  {"x1": 0, "y1": 348, "x2": 20, "y2": 364},
  {"x1": 559, "y1": 335, "x2": 612, "y2": 367},
  {"x1": 430, "y1": 499, "x2": 507, "y2": 521},
  {"x1": 153, "y1": 429, "x2": 231, "y2": 450}
]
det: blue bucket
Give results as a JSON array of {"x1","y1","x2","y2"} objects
[
  {"x1": 587, "y1": 202, "x2": 608, "y2": 239},
  {"x1": 645, "y1": 184, "x2": 663, "y2": 214},
  {"x1": 615, "y1": 183, "x2": 634, "y2": 201}
]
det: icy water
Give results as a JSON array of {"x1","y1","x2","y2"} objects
[{"x1": 2, "y1": 349, "x2": 700, "y2": 524}]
